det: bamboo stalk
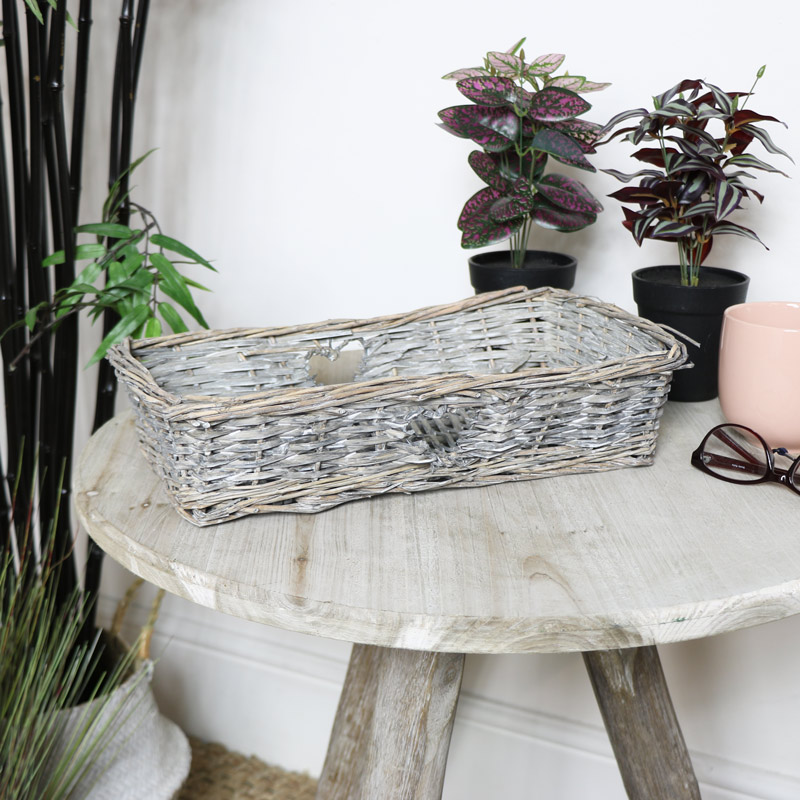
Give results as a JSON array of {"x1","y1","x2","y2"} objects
[
  {"x1": 44, "y1": 0, "x2": 79, "y2": 596},
  {"x1": 86, "y1": 0, "x2": 147, "y2": 624},
  {"x1": 131, "y1": 0, "x2": 150, "y2": 98},
  {"x1": 1, "y1": 0, "x2": 34, "y2": 509},
  {"x1": 69, "y1": 0, "x2": 93, "y2": 228}
]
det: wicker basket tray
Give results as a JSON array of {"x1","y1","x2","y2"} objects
[{"x1": 107, "y1": 287, "x2": 687, "y2": 525}]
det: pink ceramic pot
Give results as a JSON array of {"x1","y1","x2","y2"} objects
[{"x1": 718, "y1": 302, "x2": 800, "y2": 449}]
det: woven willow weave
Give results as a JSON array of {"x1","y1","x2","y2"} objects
[{"x1": 108, "y1": 287, "x2": 688, "y2": 525}]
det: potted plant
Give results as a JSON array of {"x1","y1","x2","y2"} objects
[
  {"x1": 601, "y1": 69, "x2": 791, "y2": 401},
  {"x1": 438, "y1": 38, "x2": 609, "y2": 293}
]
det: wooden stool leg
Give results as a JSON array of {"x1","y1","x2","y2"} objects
[
  {"x1": 583, "y1": 646, "x2": 702, "y2": 800},
  {"x1": 316, "y1": 644, "x2": 465, "y2": 800}
]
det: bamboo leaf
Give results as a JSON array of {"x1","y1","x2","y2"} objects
[
  {"x1": 144, "y1": 317, "x2": 162, "y2": 338},
  {"x1": 25, "y1": 304, "x2": 44, "y2": 332},
  {"x1": 69, "y1": 243, "x2": 107, "y2": 262},
  {"x1": 23, "y1": 0, "x2": 44, "y2": 24},
  {"x1": 87, "y1": 304, "x2": 151, "y2": 366},
  {"x1": 158, "y1": 302, "x2": 188, "y2": 333},
  {"x1": 150, "y1": 233, "x2": 215, "y2": 270},
  {"x1": 45, "y1": 0, "x2": 77, "y2": 28},
  {"x1": 152, "y1": 253, "x2": 208, "y2": 327},
  {"x1": 75, "y1": 223, "x2": 136, "y2": 239},
  {"x1": 42, "y1": 251, "x2": 66, "y2": 267},
  {"x1": 183, "y1": 277, "x2": 211, "y2": 292}
]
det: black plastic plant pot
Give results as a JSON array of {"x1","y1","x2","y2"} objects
[
  {"x1": 468, "y1": 250, "x2": 577, "y2": 294},
  {"x1": 632, "y1": 265, "x2": 750, "y2": 403}
]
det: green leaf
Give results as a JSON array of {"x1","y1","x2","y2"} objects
[
  {"x1": 75, "y1": 223, "x2": 136, "y2": 239},
  {"x1": 152, "y1": 253, "x2": 208, "y2": 327},
  {"x1": 144, "y1": 317, "x2": 163, "y2": 338},
  {"x1": 151, "y1": 233, "x2": 216, "y2": 270},
  {"x1": 183, "y1": 276, "x2": 212, "y2": 292},
  {"x1": 74, "y1": 243, "x2": 107, "y2": 261},
  {"x1": 158, "y1": 302, "x2": 189, "y2": 333},
  {"x1": 24, "y1": 304, "x2": 45, "y2": 332},
  {"x1": 44, "y1": 244, "x2": 100, "y2": 270},
  {"x1": 23, "y1": 0, "x2": 44, "y2": 24},
  {"x1": 42, "y1": 251, "x2": 66, "y2": 267},
  {"x1": 107, "y1": 260, "x2": 128, "y2": 285},
  {"x1": 87, "y1": 304, "x2": 150, "y2": 367},
  {"x1": 103, "y1": 148, "x2": 157, "y2": 220},
  {"x1": 45, "y1": 0, "x2": 77, "y2": 28},
  {"x1": 74, "y1": 259, "x2": 105, "y2": 287}
]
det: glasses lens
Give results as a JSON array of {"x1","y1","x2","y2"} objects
[{"x1": 700, "y1": 425, "x2": 769, "y2": 483}]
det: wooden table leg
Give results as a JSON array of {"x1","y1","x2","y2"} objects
[
  {"x1": 583, "y1": 645, "x2": 702, "y2": 800},
  {"x1": 316, "y1": 644, "x2": 465, "y2": 800}
]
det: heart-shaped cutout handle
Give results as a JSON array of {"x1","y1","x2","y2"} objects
[{"x1": 308, "y1": 342, "x2": 365, "y2": 386}]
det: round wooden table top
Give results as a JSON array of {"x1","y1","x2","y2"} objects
[{"x1": 75, "y1": 402, "x2": 800, "y2": 654}]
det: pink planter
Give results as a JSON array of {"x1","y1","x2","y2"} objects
[{"x1": 718, "y1": 302, "x2": 800, "y2": 449}]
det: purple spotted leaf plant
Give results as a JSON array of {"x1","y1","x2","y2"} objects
[
  {"x1": 600, "y1": 68, "x2": 792, "y2": 286},
  {"x1": 439, "y1": 37, "x2": 609, "y2": 267}
]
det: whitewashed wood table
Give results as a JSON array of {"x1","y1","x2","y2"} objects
[{"x1": 75, "y1": 401, "x2": 800, "y2": 800}]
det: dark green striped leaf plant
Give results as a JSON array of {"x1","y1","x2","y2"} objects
[{"x1": 601, "y1": 70, "x2": 792, "y2": 286}]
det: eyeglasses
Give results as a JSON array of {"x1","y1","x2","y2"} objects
[{"x1": 691, "y1": 423, "x2": 800, "y2": 495}]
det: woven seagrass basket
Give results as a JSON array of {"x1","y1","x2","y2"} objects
[{"x1": 107, "y1": 287, "x2": 687, "y2": 526}]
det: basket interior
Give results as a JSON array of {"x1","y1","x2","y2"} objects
[{"x1": 135, "y1": 295, "x2": 664, "y2": 399}]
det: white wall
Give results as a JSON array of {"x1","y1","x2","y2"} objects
[{"x1": 80, "y1": 1, "x2": 800, "y2": 797}]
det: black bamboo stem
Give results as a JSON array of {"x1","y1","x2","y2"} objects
[
  {"x1": 1, "y1": 0, "x2": 33, "y2": 514},
  {"x1": 45, "y1": 0, "x2": 79, "y2": 596},
  {"x1": 131, "y1": 0, "x2": 150, "y2": 98},
  {"x1": 70, "y1": 0, "x2": 93, "y2": 228},
  {"x1": 86, "y1": 0, "x2": 145, "y2": 623},
  {"x1": 24, "y1": 5, "x2": 54, "y2": 547}
]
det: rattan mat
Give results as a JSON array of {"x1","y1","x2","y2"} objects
[{"x1": 174, "y1": 738, "x2": 317, "y2": 800}]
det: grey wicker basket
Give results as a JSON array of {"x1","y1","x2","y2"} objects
[{"x1": 107, "y1": 287, "x2": 687, "y2": 525}]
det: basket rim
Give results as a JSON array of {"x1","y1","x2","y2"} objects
[{"x1": 106, "y1": 287, "x2": 688, "y2": 415}]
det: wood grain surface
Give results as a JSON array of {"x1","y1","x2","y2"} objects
[
  {"x1": 584, "y1": 647, "x2": 701, "y2": 799},
  {"x1": 74, "y1": 400, "x2": 800, "y2": 654},
  {"x1": 316, "y1": 645, "x2": 464, "y2": 799}
]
